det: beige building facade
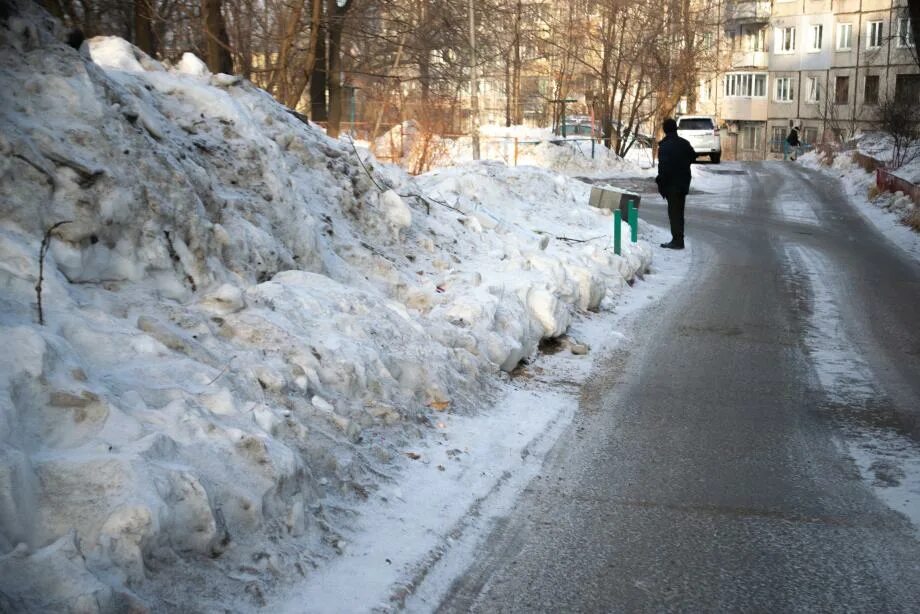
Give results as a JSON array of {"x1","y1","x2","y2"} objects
[{"x1": 696, "y1": 0, "x2": 918, "y2": 160}]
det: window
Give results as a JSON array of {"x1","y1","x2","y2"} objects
[
  {"x1": 743, "y1": 26, "x2": 765, "y2": 51},
  {"x1": 837, "y1": 23, "x2": 853, "y2": 50},
  {"x1": 740, "y1": 124, "x2": 762, "y2": 150},
  {"x1": 678, "y1": 118, "x2": 716, "y2": 131},
  {"x1": 723, "y1": 73, "x2": 768, "y2": 98},
  {"x1": 867, "y1": 21, "x2": 883, "y2": 49},
  {"x1": 700, "y1": 78, "x2": 712, "y2": 101},
  {"x1": 864, "y1": 75, "x2": 879, "y2": 105},
  {"x1": 771, "y1": 127, "x2": 786, "y2": 153},
  {"x1": 835, "y1": 76, "x2": 849, "y2": 105},
  {"x1": 897, "y1": 18, "x2": 914, "y2": 48},
  {"x1": 810, "y1": 24, "x2": 823, "y2": 51},
  {"x1": 895, "y1": 74, "x2": 920, "y2": 103},
  {"x1": 775, "y1": 77, "x2": 793, "y2": 101},
  {"x1": 803, "y1": 127, "x2": 818, "y2": 145},
  {"x1": 775, "y1": 26, "x2": 796, "y2": 53},
  {"x1": 807, "y1": 77, "x2": 822, "y2": 102}
]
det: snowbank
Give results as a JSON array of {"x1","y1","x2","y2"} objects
[
  {"x1": 0, "y1": 3, "x2": 652, "y2": 611},
  {"x1": 800, "y1": 145, "x2": 920, "y2": 262}
]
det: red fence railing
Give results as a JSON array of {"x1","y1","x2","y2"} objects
[{"x1": 877, "y1": 167, "x2": 920, "y2": 204}]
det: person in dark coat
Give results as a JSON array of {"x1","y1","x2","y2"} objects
[
  {"x1": 655, "y1": 118, "x2": 696, "y2": 250},
  {"x1": 784, "y1": 126, "x2": 800, "y2": 161}
]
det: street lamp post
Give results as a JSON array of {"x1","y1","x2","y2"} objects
[{"x1": 469, "y1": 0, "x2": 480, "y2": 160}]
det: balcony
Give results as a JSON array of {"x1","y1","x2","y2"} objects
[
  {"x1": 721, "y1": 97, "x2": 768, "y2": 122},
  {"x1": 731, "y1": 50, "x2": 769, "y2": 69},
  {"x1": 724, "y1": 1, "x2": 771, "y2": 25}
]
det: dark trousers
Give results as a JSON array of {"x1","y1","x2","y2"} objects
[{"x1": 665, "y1": 191, "x2": 686, "y2": 244}]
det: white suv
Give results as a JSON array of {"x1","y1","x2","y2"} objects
[{"x1": 676, "y1": 116, "x2": 721, "y2": 163}]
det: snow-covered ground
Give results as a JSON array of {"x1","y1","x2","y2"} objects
[
  {"x1": 372, "y1": 121, "x2": 655, "y2": 177},
  {"x1": 0, "y1": 4, "x2": 665, "y2": 612},
  {"x1": 800, "y1": 139, "x2": 920, "y2": 264}
]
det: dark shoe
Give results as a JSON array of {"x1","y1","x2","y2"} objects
[{"x1": 660, "y1": 241, "x2": 685, "y2": 250}]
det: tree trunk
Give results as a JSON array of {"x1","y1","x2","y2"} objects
[
  {"x1": 270, "y1": 1, "x2": 305, "y2": 106},
  {"x1": 310, "y1": 4, "x2": 328, "y2": 123},
  {"x1": 325, "y1": 0, "x2": 352, "y2": 138},
  {"x1": 418, "y1": 0, "x2": 431, "y2": 108},
  {"x1": 202, "y1": 0, "x2": 233, "y2": 74},
  {"x1": 513, "y1": 0, "x2": 523, "y2": 124},
  {"x1": 134, "y1": 0, "x2": 156, "y2": 56},
  {"x1": 288, "y1": 0, "x2": 324, "y2": 111},
  {"x1": 504, "y1": 50, "x2": 511, "y2": 127},
  {"x1": 327, "y1": 24, "x2": 344, "y2": 137}
]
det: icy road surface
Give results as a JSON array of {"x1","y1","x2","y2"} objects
[{"x1": 420, "y1": 162, "x2": 920, "y2": 612}]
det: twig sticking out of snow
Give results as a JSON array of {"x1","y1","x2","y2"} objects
[
  {"x1": 36, "y1": 220, "x2": 71, "y2": 325},
  {"x1": 347, "y1": 138, "x2": 388, "y2": 194},
  {"x1": 346, "y1": 138, "x2": 464, "y2": 216},
  {"x1": 205, "y1": 355, "x2": 237, "y2": 386},
  {"x1": 553, "y1": 234, "x2": 607, "y2": 244}
]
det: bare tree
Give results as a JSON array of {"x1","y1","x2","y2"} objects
[
  {"x1": 134, "y1": 0, "x2": 157, "y2": 55},
  {"x1": 203, "y1": 0, "x2": 233, "y2": 74},
  {"x1": 877, "y1": 94, "x2": 920, "y2": 168}
]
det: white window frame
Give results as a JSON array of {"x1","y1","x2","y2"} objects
[
  {"x1": 775, "y1": 26, "x2": 797, "y2": 53},
  {"x1": 723, "y1": 73, "x2": 768, "y2": 98},
  {"x1": 867, "y1": 21, "x2": 883, "y2": 49},
  {"x1": 837, "y1": 23, "x2": 853, "y2": 50},
  {"x1": 809, "y1": 24, "x2": 823, "y2": 52},
  {"x1": 775, "y1": 77, "x2": 794, "y2": 102},
  {"x1": 740, "y1": 125, "x2": 762, "y2": 150},
  {"x1": 807, "y1": 77, "x2": 822, "y2": 103},
  {"x1": 897, "y1": 18, "x2": 914, "y2": 48}
]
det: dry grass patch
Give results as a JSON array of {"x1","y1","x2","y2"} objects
[{"x1": 904, "y1": 207, "x2": 920, "y2": 232}]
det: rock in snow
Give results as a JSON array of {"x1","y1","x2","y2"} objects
[{"x1": 0, "y1": 1, "x2": 652, "y2": 611}]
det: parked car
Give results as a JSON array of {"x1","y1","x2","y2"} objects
[{"x1": 676, "y1": 115, "x2": 721, "y2": 163}]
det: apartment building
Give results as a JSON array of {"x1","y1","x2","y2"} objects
[{"x1": 696, "y1": 0, "x2": 918, "y2": 160}]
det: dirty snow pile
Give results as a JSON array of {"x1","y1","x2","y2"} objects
[
  {"x1": 800, "y1": 139, "x2": 920, "y2": 261},
  {"x1": 373, "y1": 120, "x2": 642, "y2": 176},
  {"x1": 0, "y1": 3, "x2": 652, "y2": 612},
  {"x1": 800, "y1": 139, "x2": 918, "y2": 226}
]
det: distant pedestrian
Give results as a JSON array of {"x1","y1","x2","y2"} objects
[
  {"x1": 784, "y1": 126, "x2": 800, "y2": 161},
  {"x1": 655, "y1": 118, "x2": 696, "y2": 250}
]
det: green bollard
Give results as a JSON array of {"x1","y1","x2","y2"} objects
[
  {"x1": 628, "y1": 201, "x2": 638, "y2": 243},
  {"x1": 613, "y1": 209, "x2": 622, "y2": 255}
]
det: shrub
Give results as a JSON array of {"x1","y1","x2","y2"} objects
[{"x1": 904, "y1": 206, "x2": 920, "y2": 232}]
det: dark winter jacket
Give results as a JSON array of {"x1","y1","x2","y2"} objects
[
  {"x1": 786, "y1": 128, "x2": 800, "y2": 146},
  {"x1": 655, "y1": 133, "x2": 696, "y2": 196}
]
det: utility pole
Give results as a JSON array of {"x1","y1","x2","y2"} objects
[{"x1": 469, "y1": 0, "x2": 481, "y2": 160}]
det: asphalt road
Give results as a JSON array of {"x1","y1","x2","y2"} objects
[{"x1": 435, "y1": 162, "x2": 920, "y2": 613}]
